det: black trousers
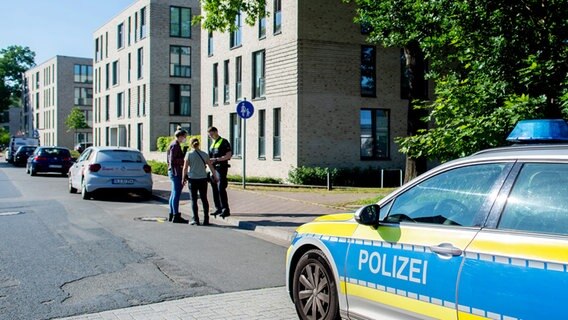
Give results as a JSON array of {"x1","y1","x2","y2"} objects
[
  {"x1": 211, "y1": 166, "x2": 230, "y2": 213},
  {"x1": 188, "y1": 178, "x2": 209, "y2": 222}
]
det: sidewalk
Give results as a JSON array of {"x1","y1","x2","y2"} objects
[{"x1": 151, "y1": 174, "x2": 372, "y2": 242}]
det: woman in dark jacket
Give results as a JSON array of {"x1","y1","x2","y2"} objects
[{"x1": 167, "y1": 129, "x2": 189, "y2": 223}]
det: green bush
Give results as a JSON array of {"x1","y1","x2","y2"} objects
[
  {"x1": 156, "y1": 135, "x2": 202, "y2": 152},
  {"x1": 288, "y1": 166, "x2": 402, "y2": 187},
  {"x1": 147, "y1": 160, "x2": 168, "y2": 176},
  {"x1": 227, "y1": 174, "x2": 282, "y2": 184},
  {"x1": 288, "y1": 166, "x2": 338, "y2": 185}
]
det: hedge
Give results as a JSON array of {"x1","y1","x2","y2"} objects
[
  {"x1": 147, "y1": 160, "x2": 168, "y2": 176},
  {"x1": 288, "y1": 166, "x2": 402, "y2": 187}
]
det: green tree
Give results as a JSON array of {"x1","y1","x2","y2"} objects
[
  {"x1": 0, "y1": 127, "x2": 9, "y2": 146},
  {"x1": 65, "y1": 107, "x2": 89, "y2": 145},
  {"x1": 194, "y1": 0, "x2": 266, "y2": 32},
  {"x1": 0, "y1": 46, "x2": 35, "y2": 111}
]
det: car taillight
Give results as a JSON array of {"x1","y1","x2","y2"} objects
[
  {"x1": 143, "y1": 164, "x2": 152, "y2": 173},
  {"x1": 88, "y1": 164, "x2": 101, "y2": 172},
  {"x1": 34, "y1": 156, "x2": 47, "y2": 161},
  {"x1": 63, "y1": 157, "x2": 71, "y2": 161}
]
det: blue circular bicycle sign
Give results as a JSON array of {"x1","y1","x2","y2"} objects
[{"x1": 236, "y1": 100, "x2": 254, "y2": 119}]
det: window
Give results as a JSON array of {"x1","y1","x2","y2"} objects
[
  {"x1": 259, "y1": 13, "x2": 266, "y2": 39},
  {"x1": 142, "y1": 84, "x2": 146, "y2": 116},
  {"x1": 74, "y1": 88, "x2": 93, "y2": 106},
  {"x1": 74, "y1": 64, "x2": 93, "y2": 83},
  {"x1": 105, "y1": 95, "x2": 110, "y2": 121},
  {"x1": 169, "y1": 84, "x2": 191, "y2": 116},
  {"x1": 498, "y1": 163, "x2": 568, "y2": 235},
  {"x1": 213, "y1": 63, "x2": 218, "y2": 105},
  {"x1": 258, "y1": 109, "x2": 266, "y2": 158},
  {"x1": 400, "y1": 49, "x2": 429, "y2": 100},
  {"x1": 360, "y1": 109, "x2": 389, "y2": 159},
  {"x1": 273, "y1": 108, "x2": 281, "y2": 158},
  {"x1": 117, "y1": 92, "x2": 124, "y2": 118},
  {"x1": 253, "y1": 50, "x2": 265, "y2": 98},
  {"x1": 230, "y1": 12, "x2": 242, "y2": 48},
  {"x1": 136, "y1": 86, "x2": 141, "y2": 117},
  {"x1": 274, "y1": 0, "x2": 282, "y2": 34},
  {"x1": 230, "y1": 113, "x2": 242, "y2": 156},
  {"x1": 97, "y1": 67, "x2": 101, "y2": 93},
  {"x1": 169, "y1": 123, "x2": 191, "y2": 136},
  {"x1": 170, "y1": 46, "x2": 191, "y2": 77},
  {"x1": 235, "y1": 56, "x2": 242, "y2": 100},
  {"x1": 207, "y1": 115, "x2": 213, "y2": 149},
  {"x1": 137, "y1": 47, "x2": 144, "y2": 79},
  {"x1": 134, "y1": 12, "x2": 138, "y2": 42},
  {"x1": 207, "y1": 32, "x2": 214, "y2": 56},
  {"x1": 105, "y1": 63, "x2": 110, "y2": 89},
  {"x1": 223, "y1": 60, "x2": 230, "y2": 103},
  {"x1": 95, "y1": 38, "x2": 100, "y2": 62},
  {"x1": 170, "y1": 6, "x2": 191, "y2": 38},
  {"x1": 386, "y1": 163, "x2": 508, "y2": 226},
  {"x1": 361, "y1": 45, "x2": 376, "y2": 97},
  {"x1": 127, "y1": 53, "x2": 131, "y2": 83},
  {"x1": 105, "y1": 32, "x2": 108, "y2": 58},
  {"x1": 112, "y1": 60, "x2": 119, "y2": 86},
  {"x1": 127, "y1": 89, "x2": 131, "y2": 118},
  {"x1": 99, "y1": 35, "x2": 104, "y2": 61},
  {"x1": 117, "y1": 23, "x2": 124, "y2": 49},
  {"x1": 140, "y1": 7, "x2": 147, "y2": 39},
  {"x1": 128, "y1": 17, "x2": 132, "y2": 46}
]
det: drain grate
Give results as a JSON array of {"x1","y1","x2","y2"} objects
[
  {"x1": 134, "y1": 217, "x2": 167, "y2": 223},
  {"x1": 0, "y1": 211, "x2": 25, "y2": 217}
]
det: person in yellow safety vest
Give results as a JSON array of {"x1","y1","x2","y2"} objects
[{"x1": 207, "y1": 126, "x2": 232, "y2": 218}]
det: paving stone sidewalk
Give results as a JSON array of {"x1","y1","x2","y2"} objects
[
  {"x1": 59, "y1": 286, "x2": 297, "y2": 320},
  {"x1": 151, "y1": 174, "x2": 373, "y2": 241}
]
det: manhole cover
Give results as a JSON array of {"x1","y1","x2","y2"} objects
[
  {"x1": 0, "y1": 211, "x2": 25, "y2": 216},
  {"x1": 134, "y1": 217, "x2": 168, "y2": 223}
]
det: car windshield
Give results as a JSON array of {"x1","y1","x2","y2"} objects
[
  {"x1": 39, "y1": 148, "x2": 70, "y2": 157},
  {"x1": 97, "y1": 150, "x2": 143, "y2": 163}
]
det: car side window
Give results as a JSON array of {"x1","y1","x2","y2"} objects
[
  {"x1": 385, "y1": 163, "x2": 507, "y2": 227},
  {"x1": 78, "y1": 150, "x2": 91, "y2": 162},
  {"x1": 498, "y1": 163, "x2": 568, "y2": 236}
]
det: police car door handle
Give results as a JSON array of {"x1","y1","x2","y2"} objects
[{"x1": 430, "y1": 243, "x2": 462, "y2": 257}]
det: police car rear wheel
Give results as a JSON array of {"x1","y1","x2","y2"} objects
[{"x1": 293, "y1": 249, "x2": 339, "y2": 320}]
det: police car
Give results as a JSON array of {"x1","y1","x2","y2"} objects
[{"x1": 286, "y1": 119, "x2": 568, "y2": 320}]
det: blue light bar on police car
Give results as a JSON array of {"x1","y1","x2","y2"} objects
[{"x1": 507, "y1": 119, "x2": 568, "y2": 143}]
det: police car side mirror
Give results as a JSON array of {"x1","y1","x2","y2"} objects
[{"x1": 355, "y1": 204, "x2": 381, "y2": 226}]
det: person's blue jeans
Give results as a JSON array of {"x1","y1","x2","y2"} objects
[{"x1": 168, "y1": 170, "x2": 183, "y2": 214}]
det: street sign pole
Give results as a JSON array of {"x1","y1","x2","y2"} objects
[
  {"x1": 236, "y1": 98, "x2": 254, "y2": 190},
  {"x1": 243, "y1": 116, "x2": 247, "y2": 189}
]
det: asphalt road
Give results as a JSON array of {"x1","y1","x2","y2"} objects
[{"x1": 0, "y1": 162, "x2": 288, "y2": 320}]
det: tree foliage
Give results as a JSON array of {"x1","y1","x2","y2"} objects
[
  {"x1": 65, "y1": 107, "x2": 88, "y2": 132},
  {"x1": 194, "y1": 0, "x2": 266, "y2": 32},
  {"x1": 349, "y1": 0, "x2": 568, "y2": 162},
  {"x1": 0, "y1": 46, "x2": 35, "y2": 111}
]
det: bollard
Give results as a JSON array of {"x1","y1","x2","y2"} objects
[
  {"x1": 327, "y1": 168, "x2": 332, "y2": 191},
  {"x1": 381, "y1": 169, "x2": 384, "y2": 189}
]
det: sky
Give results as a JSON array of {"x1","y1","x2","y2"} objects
[{"x1": 0, "y1": 0, "x2": 134, "y2": 65}]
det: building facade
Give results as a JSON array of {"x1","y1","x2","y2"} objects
[
  {"x1": 0, "y1": 106, "x2": 22, "y2": 137},
  {"x1": 202, "y1": 0, "x2": 428, "y2": 179},
  {"x1": 22, "y1": 56, "x2": 93, "y2": 148},
  {"x1": 93, "y1": 0, "x2": 201, "y2": 153}
]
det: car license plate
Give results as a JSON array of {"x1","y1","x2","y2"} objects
[
  {"x1": 49, "y1": 165, "x2": 62, "y2": 168},
  {"x1": 113, "y1": 179, "x2": 134, "y2": 184}
]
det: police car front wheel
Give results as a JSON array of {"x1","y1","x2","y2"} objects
[{"x1": 292, "y1": 249, "x2": 339, "y2": 320}]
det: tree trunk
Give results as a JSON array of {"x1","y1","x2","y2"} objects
[{"x1": 403, "y1": 41, "x2": 428, "y2": 183}]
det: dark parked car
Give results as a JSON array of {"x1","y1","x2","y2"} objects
[
  {"x1": 27, "y1": 147, "x2": 73, "y2": 176},
  {"x1": 13, "y1": 146, "x2": 37, "y2": 167}
]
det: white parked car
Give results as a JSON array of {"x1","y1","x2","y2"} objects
[{"x1": 68, "y1": 147, "x2": 153, "y2": 200}]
